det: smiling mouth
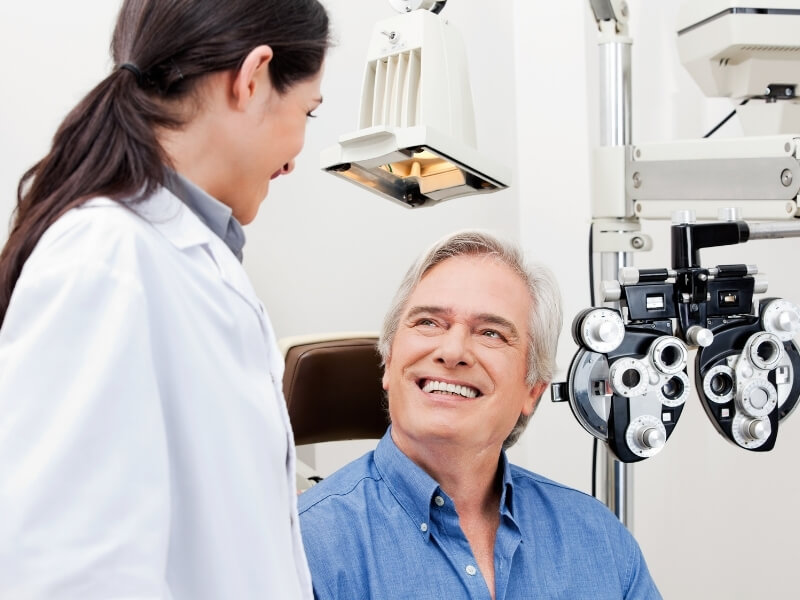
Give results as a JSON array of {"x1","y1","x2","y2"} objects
[{"x1": 419, "y1": 379, "x2": 481, "y2": 399}]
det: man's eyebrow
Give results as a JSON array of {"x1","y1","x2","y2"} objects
[
  {"x1": 475, "y1": 313, "x2": 520, "y2": 339},
  {"x1": 405, "y1": 305, "x2": 451, "y2": 319}
]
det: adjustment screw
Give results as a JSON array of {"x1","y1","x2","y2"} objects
[
  {"x1": 631, "y1": 236, "x2": 644, "y2": 249},
  {"x1": 781, "y1": 169, "x2": 793, "y2": 187},
  {"x1": 632, "y1": 172, "x2": 642, "y2": 189}
]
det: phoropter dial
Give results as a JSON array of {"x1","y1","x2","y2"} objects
[
  {"x1": 575, "y1": 308, "x2": 625, "y2": 353},
  {"x1": 626, "y1": 415, "x2": 667, "y2": 458}
]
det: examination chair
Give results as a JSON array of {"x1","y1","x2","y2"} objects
[{"x1": 280, "y1": 333, "x2": 390, "y2": 489}]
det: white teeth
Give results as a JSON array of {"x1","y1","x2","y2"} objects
[{"x1": 422, "y1": 380, "x2": 478, "y2": 399}]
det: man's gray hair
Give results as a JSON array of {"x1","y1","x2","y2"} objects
[{"x1": 378, "y1": 230, "x2": 563, "y2": 449}]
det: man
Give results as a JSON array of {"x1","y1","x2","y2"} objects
[{"x1": 298, "y1": 231, "x2": 661, "y2": 599}]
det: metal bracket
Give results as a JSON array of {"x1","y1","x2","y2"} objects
[
  {"x1": 594, "y1": 227, "x2": 653, "y2": 253},
  {"x1": 590, "y1": 0, "x2": 630, "y2": 36}
]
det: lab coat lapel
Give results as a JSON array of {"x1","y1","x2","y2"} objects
[{"x1": 141, "y1": 188, "x2": 266, "y2": 321}]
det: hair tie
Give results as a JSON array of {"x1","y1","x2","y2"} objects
[{"x1": 119, "y1": 62, "x2": 144, "y2": 85}]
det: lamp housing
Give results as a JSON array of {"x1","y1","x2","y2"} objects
[{"x1": 321, "y1": 8, "x2": 510, "y2": 207}]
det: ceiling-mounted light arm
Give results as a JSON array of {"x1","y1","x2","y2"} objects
[
  {"x1": 389, "y1": 0, "x2": 447, "y2": 14},
  {"x1": 589, "y1": 0, "x2": 630, "y2": 36}
]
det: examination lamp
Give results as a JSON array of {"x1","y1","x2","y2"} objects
[{"x1": 320, "y1": 0, "x2": 510, "y2": 207}]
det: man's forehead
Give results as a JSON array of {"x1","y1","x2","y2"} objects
[
  {"x1": 411, "y1": 255, "x2": 528, "y2": 298},
  {"x1": 402, "y1": 258, "x2": 530, "y2": 327}
]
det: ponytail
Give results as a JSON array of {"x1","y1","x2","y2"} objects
[{"x1": 0, "y1": 67, "x2": 177, "y2": 324}]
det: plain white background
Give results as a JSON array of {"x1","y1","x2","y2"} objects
[{"x1": 1, "y1": 2, "x2": 798, "y2": 598}]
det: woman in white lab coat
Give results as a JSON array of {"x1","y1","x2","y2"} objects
[{"x1": 0, "y1": 1, "x2": 328, "y2": 598}]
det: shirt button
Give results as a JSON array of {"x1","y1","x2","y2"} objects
[
  {"x1": 434, "y1": 495, "x2": 445, "y2": 507},
  {"x1": 465, "y1": 565, "x2": 477, "y2": 576},
  {"x1": 420, "y1": 523, "x2": 428, "y2": 532}
]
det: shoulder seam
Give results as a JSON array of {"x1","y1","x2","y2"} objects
[
  {"x1": 510, "y1": 467, "x2": 597, "y2": 501},
  {"x1": 299, "y1": 474, "x2": 382, "y2": 515}
]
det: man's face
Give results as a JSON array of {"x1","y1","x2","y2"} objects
[{"x1": 383, "y1": 255, "x2": 543, "y2": 455}]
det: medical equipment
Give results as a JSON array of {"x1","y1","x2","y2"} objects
[
  {"x1": 553, "y1": 212, "x2": 800, "y2": 461},
  {"x1": 319, "y1": 0, "x2": 510, "y2": 206},
  {"x1": 551, "y1": 1, "x2": 800, "y2": 525}
]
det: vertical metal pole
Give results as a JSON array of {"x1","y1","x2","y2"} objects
[
  {"x1": 596, "y1": 24, "x2": 634, "y2": 527},
  {"x1": 598, "y1": 41, "x2": 631, "y2": 146}
]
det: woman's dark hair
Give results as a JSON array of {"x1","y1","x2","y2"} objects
[{"x1": 0, "y1": 0, "x2": 329, "y2": 325}]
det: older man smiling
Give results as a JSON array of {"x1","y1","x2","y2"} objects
[{"x1": 298, "y1": 230, "x2": 661, "y2": 600}]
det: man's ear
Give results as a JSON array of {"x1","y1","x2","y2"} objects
[
  {"x1": 522, "y1": 381, "x2": 548, "y2": 416},
  {"x1": 381, "y1": 361, "x2": 391, "y2": 391},
  {"x1": 231, "y1": 45, "x2": 274, "y2": 111}
]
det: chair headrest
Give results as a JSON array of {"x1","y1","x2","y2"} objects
[{"x1": 282, "y1": 334, "x2": 390, "y2": 445}]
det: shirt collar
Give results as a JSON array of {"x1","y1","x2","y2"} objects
[
  {"x1": 374, "y1": 429, "x2": 440, "y2": 538},
  {"x1": 374, "y1": 428, "x2": 519, "y2": 536},
  {"x1": 497, "y1": 449, "x2": 517, "y2": 524},
  {"x1": 162, "y1": 169, "x2": 246, "y2": 261}
]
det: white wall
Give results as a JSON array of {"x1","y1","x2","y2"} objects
[
  {"x1": 0, "y1": 3, "x2": 121, "y2": 227},
  {"x1": 2, "y1": 2, "x2": 800, "y2": 599}
]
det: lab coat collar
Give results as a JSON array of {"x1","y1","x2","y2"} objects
[
  {"x1": 134, "y1": 188, "x2": 268, "y2": 326},
  {"x1": 131, "y1": 186, "x2": 216, "y2": 251}
]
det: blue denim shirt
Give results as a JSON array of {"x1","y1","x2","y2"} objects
[{"x1": 298, "y1": 429, "x2": 661, "y2": 599}]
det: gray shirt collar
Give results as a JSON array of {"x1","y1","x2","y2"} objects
[{"x1": 163, "y1": 170, "x2": 246, "y2": 261}]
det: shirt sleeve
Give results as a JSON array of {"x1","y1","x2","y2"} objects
[
  {"x1": 0, "y1": 258, "x2": 172, "y2": 599},
  {"x1": 619, "y1": 522, "x2": 662, "y2": 600}
]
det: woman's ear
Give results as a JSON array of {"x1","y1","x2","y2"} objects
[{"x1": 231, "y1": 45, "x2": 274, "y2": 111}]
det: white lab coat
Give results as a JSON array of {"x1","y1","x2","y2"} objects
[{"x1": 0, "y1": 188, "x2": 313, "y2": 599}]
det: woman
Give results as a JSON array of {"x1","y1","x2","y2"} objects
[{"x1": 0, "y1": 1, "x2": 329, "y2": 597}]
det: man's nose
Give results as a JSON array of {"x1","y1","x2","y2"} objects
[
  {"x1": 434, "y1": 326, "x2": 474, "y2": 368},
  {"x1": 281, "y1": 160, "x2": 295, "y2": 176}
]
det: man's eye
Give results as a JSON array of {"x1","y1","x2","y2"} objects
[
  {"x1": 482, "y1": 329, "x2": 505, "y2": 341},
  {"x1": 417, "y1": 318, "x2": 436, "y2": 327}
]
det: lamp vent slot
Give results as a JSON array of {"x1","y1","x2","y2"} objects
[
  {"x1": 364, "y1": 49, "x2": 421, "y2": 129},
  {"x1": 739, "y1": 45, "x2": 800, "y2": 53}
]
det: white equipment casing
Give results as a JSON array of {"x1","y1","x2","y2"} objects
[
  {"x1": 677, "y1": 1, "x2": 800, "y2": 134},
  {"x1": 678, "y1": 0, "x2": 800, "y2": 99},
  {"x1": 593, "y1": 135, "x2": 800, "y2": 220}
]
